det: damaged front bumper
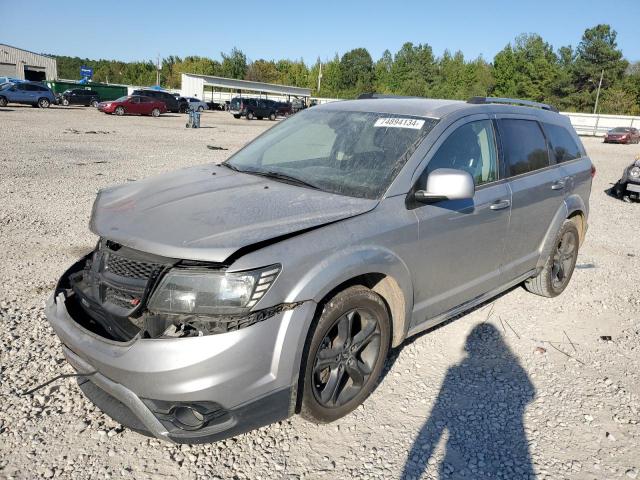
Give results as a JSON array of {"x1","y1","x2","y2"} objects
[{"x1": 46, "y1": 275, "x2": 316, "y2": 443}]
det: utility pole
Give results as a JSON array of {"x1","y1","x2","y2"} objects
[
  {"x1": 593, "y1": 69, "x2": 604, "y2": 115},
  {"x1": 156, "y1": 54, "x2": 161, "y2": 86},
  {"x1": 317, "y1": 62, "x2": 322, "y2": 94}
]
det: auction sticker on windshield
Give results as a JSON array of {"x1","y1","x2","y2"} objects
[{"x1": 374, "y1": 117, "x2": 425, "y2": 129}]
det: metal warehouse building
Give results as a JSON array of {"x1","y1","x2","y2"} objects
[
  {"x1": 181, "y1": 73, "x2": 311, "y2": 103},
  {"x1": 0, "y1": 44, "x2": 57, "y2": 81}
]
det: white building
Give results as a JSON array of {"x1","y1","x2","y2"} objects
[{"x1": 0, "y1": 44, "x2": 58, "y2": 81}]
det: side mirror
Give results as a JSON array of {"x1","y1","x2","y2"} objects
[{"x1": 415, "y1": 168, "x2": 475, "y2": 203}]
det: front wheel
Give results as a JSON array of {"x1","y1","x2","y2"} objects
[
  {"x1": 246, "y1": 111, "x2": 254, "y2": 120},
  {"x1": 114, "y1": 106, "x2": 125, "y2": 116},
  {"x1": 197, "y1": 106, "x2": 204, "y2": 112},
  {"x1": 269, "y1": 112, "x2": 276, "y2": 121},
  {"x1": 151, "y1": 108, "x2": 160, "y2": 117},
  {"x1": 62, "y1": 98, "x2": 70, "y2": 106},
  {"x1": 300, "y1": 286, "x2": 390, "y2": 423},
  {"x1": 233, "y1": 114, "x2": 241, "y2": 119},
  {"x1": 91, "y1": 100, "x2": 99, "y2": 108},
  {"x1": 0, "y1": 96, "x2": 7, "y2": 107},
  {"x1": 38, "y1": 98, "x2": 51, "y2": 108},
  {"x1": 524, "y1": 220, "x2": 579, "y2": 297}
]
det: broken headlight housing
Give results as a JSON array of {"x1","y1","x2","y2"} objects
[{"x1": 148, "y1": 265, "x2": 281, "y2": 316}]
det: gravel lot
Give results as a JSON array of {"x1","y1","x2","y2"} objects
[{"x1": 1, "y1": 106, "x2": 639, "y2": 480}]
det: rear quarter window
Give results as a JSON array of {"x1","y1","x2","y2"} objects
[
  {"x1": 543, "y1": 123, "x2": 583, "y2": 163},
  {"x1": 498, "y1": 119, "x2": 550, "y2": 176}
]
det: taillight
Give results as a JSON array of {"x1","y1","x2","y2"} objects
[{"x1": 591, "y1": 164, "x2": 596, "y2": 178}]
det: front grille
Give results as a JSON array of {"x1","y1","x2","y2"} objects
[{"x1": 106, "y1": 254, "x2": 161, "y2": 280}]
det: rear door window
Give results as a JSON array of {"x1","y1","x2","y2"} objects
[
  {"x1": 542, "y1": 123, "x2": 583, "y2": 163},
  {"x1": 498, "y1": 119, "x2": 550, "y2": 176}
]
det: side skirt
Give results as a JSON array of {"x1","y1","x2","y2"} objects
[{"x1": 406, "y1": 269, "x2": 537, "y2": 338}]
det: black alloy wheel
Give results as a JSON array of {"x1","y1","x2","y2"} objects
[{"x1": 300, "y1": 286, "x2": 390, "y2": 423}]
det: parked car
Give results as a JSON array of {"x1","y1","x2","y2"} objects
[
  {"x1": 184, "y1": 97, "x2": 208, "y2": 112},
  {"x1": 131, "y1": 89, "x2": 186, "y2": 113},
  {"x1": 60, "y1": 88, "x2": 100, "y2": 107},
  {"x1": 0, "y1": 81, "x2": 56, "y2": 108},
  {"x1": 97, "y1": 95, "x2": 167, "y2": 117},
  {"x1": 229, "y1": 97, "x2": 278, "y2": 120},
  {"x1": 612, "y1": 156, "x2": 640, "y2": 202},
  {"x1": 273, "y1": 101, "x2": 293, "y2": 117},
  {"x1": 206, "y1": 101, "x2": 227, "y2": 111},
  {"x1": 47, "y1": 95, "x2": 592, "y2": 444},
  {"x1": 604, "y1": 127, "x2": 640, "y2": 144}
]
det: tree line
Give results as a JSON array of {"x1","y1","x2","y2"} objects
[{"x1": 54, "y1": 24, "x2": 640, "y2": 115}]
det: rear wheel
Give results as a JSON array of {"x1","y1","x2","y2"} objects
[
  {"x1": 197, "y1": 106, "x2": 204, "y2": 112},
  {"x1": 246, "y1": 111, "x2": 254, "y2": 120},
  {"x1": 151, "y1": 108, "x2": 161, "y2": 117},
  {"x1": 300, "y1": 286, "x2": 390, "y2": 423},
  {"x1": 0, "y1": 96, "x2": 7, "y2": 107},
  {"x1": 38, "y1": 98, "x2": 50, "y2": 108},
  {"x1": 524, "y1": 220, "x2": 579, "y2": 297},
  {"x1": 269, "y1": 112, "x2": 276, "y2": 121},
  {"x1": 233, "y1": 114, "x2": 241, "y2": 119},
  {"x1": 91, "y1": 99, "x2": 99, "y2": 108},
  {"x1": 115, "y1": 106, "x2": 125, "y2": 116}
]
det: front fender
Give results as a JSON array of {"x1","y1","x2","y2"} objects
[{"x1": 284, "y1": 245, "x2": 414, "y2": 347}]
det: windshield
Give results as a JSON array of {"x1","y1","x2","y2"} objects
[{"x1": 227, "y1": 109, "x2": 437, "y2": 199}]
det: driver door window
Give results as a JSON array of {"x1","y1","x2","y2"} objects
[{"x1": 426, "y1": 119, "x2": 498, "y2": 187}]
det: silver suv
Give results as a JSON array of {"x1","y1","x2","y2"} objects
[{"x1": 47, "y1": 96, "x2": 592, "y2": 443}]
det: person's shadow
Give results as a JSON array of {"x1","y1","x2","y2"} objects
[{"x1": 402, "y1": 323, "x2": 536, "y2": 479}]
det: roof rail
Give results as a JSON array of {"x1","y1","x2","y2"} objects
[
  {"x1": 467, "y1": 96, "x2": 559, "y2": 113},
  {"x1": 357, "y1": 93, "x2": 420, "y2": 100}
]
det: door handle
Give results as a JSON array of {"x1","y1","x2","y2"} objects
[
  {"x1": 551, "y1": 180, "x2": 566, "y2": 190},
  {"x1": 490, "y1": 199, "x2": 511, "y2": 210}
]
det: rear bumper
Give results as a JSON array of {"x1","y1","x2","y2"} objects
[{"x1": 46, "y1": 287, "x2": 316, "y2": 443}]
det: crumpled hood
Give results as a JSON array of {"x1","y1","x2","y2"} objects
[{"x1": 90, "y1": 164, "x2": 378, "y2": 263}]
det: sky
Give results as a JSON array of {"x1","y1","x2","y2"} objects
[{"x1": 1, "y1": 0, "x2": 639, "y2": 64}]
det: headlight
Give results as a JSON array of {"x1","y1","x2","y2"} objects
[
  {"x1": 148, "y1": 265, "x2": 280, "y2": 316},
  {"x1": 630, "y1": 166, "x2": 640, "y2": 178}
]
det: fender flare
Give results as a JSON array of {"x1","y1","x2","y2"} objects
[
  {"x1": 284, "y1": 245, "x2": 414, "y2": 347},
  {"x1": 536, "y1": 194, "x2": 587, "y2": 269}
]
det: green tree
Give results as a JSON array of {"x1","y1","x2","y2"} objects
[
  {"x1": 339, "y1": 48, "x2": 374, "y2": 96},
  {"x1": 374, "y1": 49, "x2": 393, "y2": 93},
  {"x1": 492, "y1": 34, "x2": 559, "y2": 102},
  {"x1": 220, "y1": 47, "x2": 247, "y2": 79},
  {"x1": 245, "y1": 59, "x2": 279, "y2": 83},
  {"x1": 390, "y1": 42, "x2": 436, "y2": 96},
  {"x1": 571, "y1": 24, "x2": 628, "y2": 112}
]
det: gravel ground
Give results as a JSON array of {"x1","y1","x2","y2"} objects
[{"x1": 1, "y1": 106, "x2": 639, "y2": 480}]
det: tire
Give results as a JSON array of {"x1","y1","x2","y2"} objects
[
  {"x1": 151, "y1": 108, "x2": 160, "y2": 117},
  {"x1": 300, "y1": 285, "x2": 390, "y2": 423},
  {"x1": 233, "y1": 114, "x2": 241, "y2": 119},
  {"x1": 0, "y1": 96, "x2": 7, "y2": 107},
  {"x1": 269, "y1": 112, "x2": 276, "y2": 121},
  {"x1": 524, "y1": 220, "x2": 580, "y2": 298},
  {"x1": 246, "y1": 111, "x2": 254, "y2": 120},
  {"x1": 115, "y1": 106, "x2": 125, "y2": 116},
  {"x1": 38, "y1": 98, "x2": 50, "y2": 108},
  {"x1": 62, "y1": 98, "x2": 70, "y2": 106},
  {"x1": 197, "y1": 106, "x2": 204, "y2": 112},
  {"x1": 91, "y1": 99, "x2": 99, "y2": 108}
]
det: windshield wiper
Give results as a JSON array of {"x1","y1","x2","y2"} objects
[
  {"x1": 245, "y1": 170, "x2": 321, "y2": 190},
  {"x1": 219, "y1": 162, "x2": 242, "y2": 172}
]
